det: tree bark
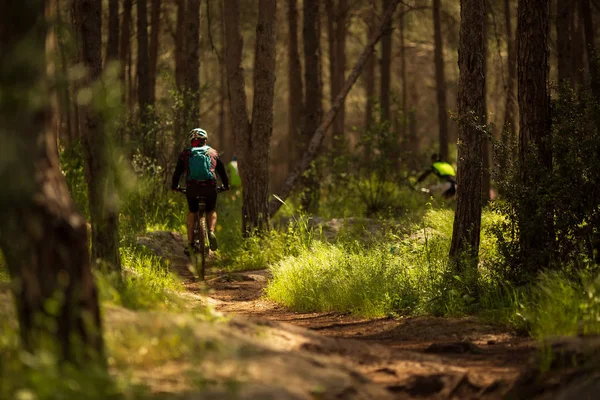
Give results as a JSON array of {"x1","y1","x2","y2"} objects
[
  {"x1": 106, "y1": 0, "x2": 120, "y2": 63},
  {"x1": 449, "y1": 0, "x2": 485, "y2": 272},
  {"x1": 270, "y1": 0, "x2": 401, "y2": 217},
  {"x1": 120, "y1": 0, "x2": 133, "y2": 105},
  {"x1": 0, "y1": 0, "x2": 104, "y2": 363},
  {"x1": 149, "y1": 0, "x2": 162, "y2": 105},
  {"x1": 482, "y1": 5, "x2": 490, "y2": 203},
  {"x1": 175, "y1": 0, "x2": 186, "y2": 89},
  {"x1": 137, "y1": 0, "x2": 151, "y2": 125},
  {"x1": 433, "y1": 0, "x2": 449, "y2": 161},
  {"x1": 287, "y1": 0, "x2": 305, "y2": 173},
  {"x1": 364, "y1": 8, "x2": 377, "y2": 129},
  {"x1": 184, "y1": 0, "x2": 201, "y2": 125},
  {"x1": 218, "y1": 0, "x2": 228, "y2": 153},
  {"x1": 503, "y1": 0, "x2": 517, "y2": 140},
  {"x1": 56, "y1": 1, "x2": 76, "y2": 144},
  {"x1": 224, "y1": 0, "x2": 277, "y2": 233},
  {"x1": 326, "y1": 1, "x2": 337, "y2": 141},
  {"x1": 325, "y1": 0, "x2": 347, "y2": 149},
  {"x1": 399, "y1": 3, "x2": 407, "y2": 126},
  {"x1": 74, "y1": 0, "x2": 122, "y2": 272},
  {"x1": 380, "y1": 0, "x2": 393, "y2": 122},
  {"x1": 335, "y1": 0, "x2": 347, "y2": 145},
  {"x1": 300, "y1": 0, "x2": 323, "y2": 213},
  {"x1": 571, "y1": 5, "x2": 586, "y2": 90},
  {"x1": 46, "y1": 0, "x2": 61, "y2": 147},
  {"x1": 246, "y1": 0, "x2": 278, "y2": 232},
  {"x1": 580, "y1": 0, "x2": 600, "y2": 103},
  {"x1": 517, "y1": 0, "x2": 553, "y2": 271},
  {"x1": 556, "y1": 0, "x2": 572, "y2": 85}
]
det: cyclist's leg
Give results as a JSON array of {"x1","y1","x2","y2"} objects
[
  {"x1": 197, "y1": 186, "x2": 218, "y2": 250},
  {"x1": 206, "y1": 210, "x2": 217, "y2": 232}
]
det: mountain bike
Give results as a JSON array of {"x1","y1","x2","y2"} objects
[{"x1": 176, "y1": 185, "x2": 227, "y2": 281}]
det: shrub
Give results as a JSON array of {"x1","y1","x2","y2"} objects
[{"x1": 491, "y1": 84, "x2": 600, "y2": 282}]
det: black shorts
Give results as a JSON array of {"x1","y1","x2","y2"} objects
[
  {"x1": 186, "y1": 184, "x2": 217, "y2": 213},
  {"x1": 444, "y1": 180, "x2": 456, "y2": 198}
]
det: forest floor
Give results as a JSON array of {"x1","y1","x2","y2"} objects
[{"x1": 144, "y1": 228, "x2": 537, "y2": 400}]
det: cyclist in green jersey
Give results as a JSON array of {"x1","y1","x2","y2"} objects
[{"x1": 415, "y1": 153, "x2": 456, "y2": 199}]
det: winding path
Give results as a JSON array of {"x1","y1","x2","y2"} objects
[{"x1": 194, "y1": 269, "x2": 535, "y2": 399}]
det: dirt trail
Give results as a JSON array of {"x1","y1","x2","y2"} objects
[
  {"x1": 191, "y1": 268, "x2": 534, "y2": 398},
  {"x1": 138, "y1": 231, "x2": 536, "y2": 398}
]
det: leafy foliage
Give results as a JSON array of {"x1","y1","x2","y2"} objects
[{"x1": 491, "y1": 84, "x2": 600, "y2": 282}]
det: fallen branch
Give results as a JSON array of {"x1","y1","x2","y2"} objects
[{"x1": 269, "y1": 0, "x2": 401, "y2": 217}]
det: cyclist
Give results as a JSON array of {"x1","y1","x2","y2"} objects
[
  {"x1": 171, "y1": 128, "x2": 229, "y2": 254},
  {"x1": 414, "y1": 153, "x2": 456, "y2": 199}
]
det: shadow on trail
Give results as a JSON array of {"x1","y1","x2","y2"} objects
[{"x1": 137, "y1": 230, "x2": 544, "y2": 399}]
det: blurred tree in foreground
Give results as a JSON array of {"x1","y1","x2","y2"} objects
[{"x1": 0, "y1": 0, "x2": 104, "y2": 363}]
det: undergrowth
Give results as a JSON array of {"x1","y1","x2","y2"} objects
[
  {"x1": 96, "y1": 246, "x2": 186, "y2": 311},
  {"x1": 266, "y1": 208, "x2": 509, "y2": 318}
]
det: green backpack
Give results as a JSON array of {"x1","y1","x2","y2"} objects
[{"x1": 188, "y1": 146, "x2": 215, "y2": 181}]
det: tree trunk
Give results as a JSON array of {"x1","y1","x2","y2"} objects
[
  {"x1": 184, "y1": 0, "x2": 200, "y2": 125},
  {"x1": 380, "y1": 0, "x2": 393, "y2": 122},
  {"x1": 137, "y1": 0, "x2": 151, "y2": 127},
  {"x1": 287, "y1": 0, "x2": 305, "y2": 173},
  {"x1": 335, "y1": 0, "x2": 347, "y2": 146},
  {"x1": 270, "y1": 0, "x2": 401, "y2": 217},
  {"x1": 46, "y1": 0, "x2": 62, "y2": 147},
  {"x1": 364, "y1": 8, "x2": 376, "y2": 129},
  {"x1": 120, "y1": 0, "x2": 133, "y2": 105},
  {"x1": 481, "y1": 5, "x2": 490, "y2": 202},
  {"x1": 399, "y1": 3, "x2": 407, "y2": 129},
  {"x1": 325, "y1": 0, "x2": 336, "y2": 150},
  {"x1": 300, "y1": 0, "x2": 323, "y2": 214},
  {"x1": 503, "y1": 0, "x2": 517, "y2": 140},
  {"x1": 0, "y1": 0, "x2": 104, "y2": 363},
  {"x1": 74, "y1": 0, "x2": 122, "y2": 272},
  {"x1": 449, "y1": 0, "x2": 485, "y2": 273},
  {"x1": 106, "y1": 0, "x2": 119, "y2": 63},
  {"x1": 433, "y1": 0, "x2": 449, "y2": 161},
  {"x1": 580, "y1": 0, "x2": 600, "y2": 103},
  {"x1": 325, "y1": 0, "x2": 347, "y2": 149},
  {"x1": 571, "y1": 5, "x2": 585, "y2": 90},
  {"x1": 56, "y1": 2, "x2": 75, "y2": 144},
  {"x1": 246, "y1": 0, "x2": 278, "y2": 232},
  {"x1": 149, "y1": 0, "x2": 162, "y2": 105},
  {"x1": 517, "y1": 0, "x2": 553, "y2": 272},
  {"x1": 326, "y1": 0, "x2": 337, "y2": 146},
  {"x1": 218, "y1": 0, "x2": 228, "y2": 153},
  {"x1": 175, "y1": 0, "x2": 186, "y2": 89},
  {"x1": 224, "y1": 0, "x2": 251, "y2": 169},
  {"x1": 224, "y1": 0, "x2": 277, "y2": 233},
  {"x1": 556, "y1": 0, "x2": 572, "y2": 85}
]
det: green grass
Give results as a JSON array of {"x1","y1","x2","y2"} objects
[
  {"x1": 517, "y1": 271, "x2": 600, "y2": 339},
  {"x1": 266, "y1": 208, "x2": 514, "y2": 318},
  {"x1": 96, "y1": 246, "x2": 186, "y2": 311},
  {"x1": 0, "y1": 244, "x2": 215, "y2": 400}
]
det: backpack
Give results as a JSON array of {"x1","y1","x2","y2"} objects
[{"x1": 188, "y1": 146, "x2": 215, "y2": 181}]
